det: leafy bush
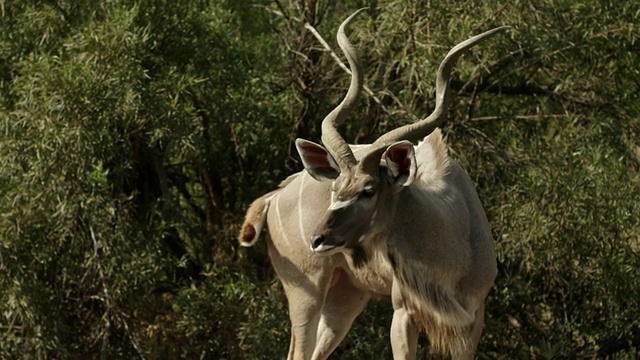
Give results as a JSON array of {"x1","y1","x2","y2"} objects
[{"x1": 1, "y1": 0, "x2": 638, "y2": 358}]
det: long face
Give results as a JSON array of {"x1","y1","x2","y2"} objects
[
  {"x1": 296, "y1": 138, "x2": 417, "y2": 254},
  {"x1": 291, "y1": 9, "x2": 504, "y2": 253},
  {"x1": 311, "y1": 170, "x2": 383, "y2": 253}
]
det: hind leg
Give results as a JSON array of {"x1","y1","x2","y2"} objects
[{"x1": 311, "y1": 268, "x2": 370, "y2": 360}]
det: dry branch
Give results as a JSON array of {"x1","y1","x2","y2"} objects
[{"x1": 303, "y1": 22, "x2": 389, "y2": 115}]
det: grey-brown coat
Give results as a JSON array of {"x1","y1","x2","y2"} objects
[{"x1": 240, "y1": 9, "x2": 505, "y2": 360}]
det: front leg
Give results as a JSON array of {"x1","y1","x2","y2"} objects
[
  {"x1": 267, "y1": 239, "x2": 334, "y2": 360},
  {"x1": 281, "y1": 273, "x2": 331, "y2": 360},
  {"x1": 390, "y1": 279, "x2": 419, "y2": 360},
  {"x1": 311, "y1": 268, "x2": 370, "y2": 360}
]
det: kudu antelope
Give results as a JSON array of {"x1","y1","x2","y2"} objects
[{"x1": 240, "y1": 9, "x2": 506, "y2": 359}]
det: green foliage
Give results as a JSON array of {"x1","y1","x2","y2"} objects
[
  {"x1": 139, "y1": 266, "x2": 289, "y2": 359},
  {"x1": 1, "y1": 0, "x2": 639, "y2": 358}
]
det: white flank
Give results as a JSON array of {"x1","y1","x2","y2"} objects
[
  {"x1": 274, "y1": 191, "x2": 290, "y2": 244},
  {"x1": 298, "y1": 174, "x2": 307, "y2": 241}
]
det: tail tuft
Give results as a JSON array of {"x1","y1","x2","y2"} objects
[
  {"x1": 239, "y1": 224, "x2": 257, "y2": 247},
  {"x1": 238, "y1": 192, "x2": 276, "y2": 247}
]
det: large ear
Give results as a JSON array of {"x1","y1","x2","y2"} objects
[
  {"x1": 295, "y1": 139, "x2": 341, "y2": 181},
  {"x1": 383, "y1": 141, "x2": 417, "y2": 187}
]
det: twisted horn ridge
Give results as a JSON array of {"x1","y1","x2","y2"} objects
[
  {"x1": 320, "y1": 8, "x2": 368, "y2": 171},
  {"x1": 359, "y1": 26, "x2": 510, "y2": 173}
]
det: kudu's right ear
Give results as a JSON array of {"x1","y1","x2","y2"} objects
[
  {"x1": 295, "y1": 139, "x2": 341, "y2": 181},
  {"x1": 383, "y1": 141, "x2": 417, "y2": 187}
]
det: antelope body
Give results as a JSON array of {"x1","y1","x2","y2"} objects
[{"x1": 240, "y1": 9, "x2": 505, "y2": 359}]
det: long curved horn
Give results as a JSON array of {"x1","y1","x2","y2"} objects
[
  {"x1": 359, "y1": 26, "x2": 509, "y2": 173},
  {"x1": 320, "y1": 8, "x2": 368, "y2": 170}
]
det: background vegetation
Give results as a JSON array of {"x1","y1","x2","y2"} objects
[{"x1": 1, "y1": 0, "x2": 638, "y2": 358}]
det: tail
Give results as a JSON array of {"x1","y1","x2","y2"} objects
[
  {"x1": 238, "y1": 192, "x2": 276, "y2": 247},
  {"x1": 239, "y1": 172, "x2": 300, "y2": 247}
]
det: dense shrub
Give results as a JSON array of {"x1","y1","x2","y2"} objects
[{"x1": 1, "y1": 0, "x2": 638, "y2": 358}]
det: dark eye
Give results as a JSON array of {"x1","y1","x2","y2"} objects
[{"x1": 361, "y1": 186, "x2": 376, "y2": 198}]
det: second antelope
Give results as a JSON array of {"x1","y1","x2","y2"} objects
[{"x1": 240, "y1": 9, "x2": 507, "y2": 360}]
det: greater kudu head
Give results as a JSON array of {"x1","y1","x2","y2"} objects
[{"x1": 296, "y1": 10, "x2": 507, "y2": 253}]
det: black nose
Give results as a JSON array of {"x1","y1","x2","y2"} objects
[{"x1": 312, "y1": 235, "x2": 324, "y2": 249}]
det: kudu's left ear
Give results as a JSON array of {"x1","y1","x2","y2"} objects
[
  {"x1": 295, "y1": 139, "x2": 341, "y2": 181},
  {"x1": 383, "y1": 141, "x2": 417, "y2": 187}
]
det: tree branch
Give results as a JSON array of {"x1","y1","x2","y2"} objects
[
  {"x1": 470, "y1": 114, "x2": 569, "y2": 122},
  {"x1": 88, "y1": 223, "x2": 112, "y2": 360},
  {"x1": 303, "y1": 22, "x2": 390, "y2": 116}
]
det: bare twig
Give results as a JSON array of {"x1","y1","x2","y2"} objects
[
  {"x1": 119, "y1": 314, "x2": 147, "y2": 360},
  {"x1": 229, "y1": 122, "x2": 245, "y2": 178},
  {"x1": 88, "y1": 224, "x2": 112, "y2": 360},
  {"x1": 470, "y1": 114, "x2": 569, "y2": 121},
  {"x1": 3, "y1": 312, "x2": 17, "y2": 334},
  {"x1": 459, "y1": 47, "x2": 527, "y2": 95},
  {"x1": 303, "y1": 22, "x2": 390, "y2": 116},
  {"x1": 272, "y1": 0, "x2": 292, "y2": 24},
  {"x1": 89, "y1": 223, "x2": 146, "y2": 360}
]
